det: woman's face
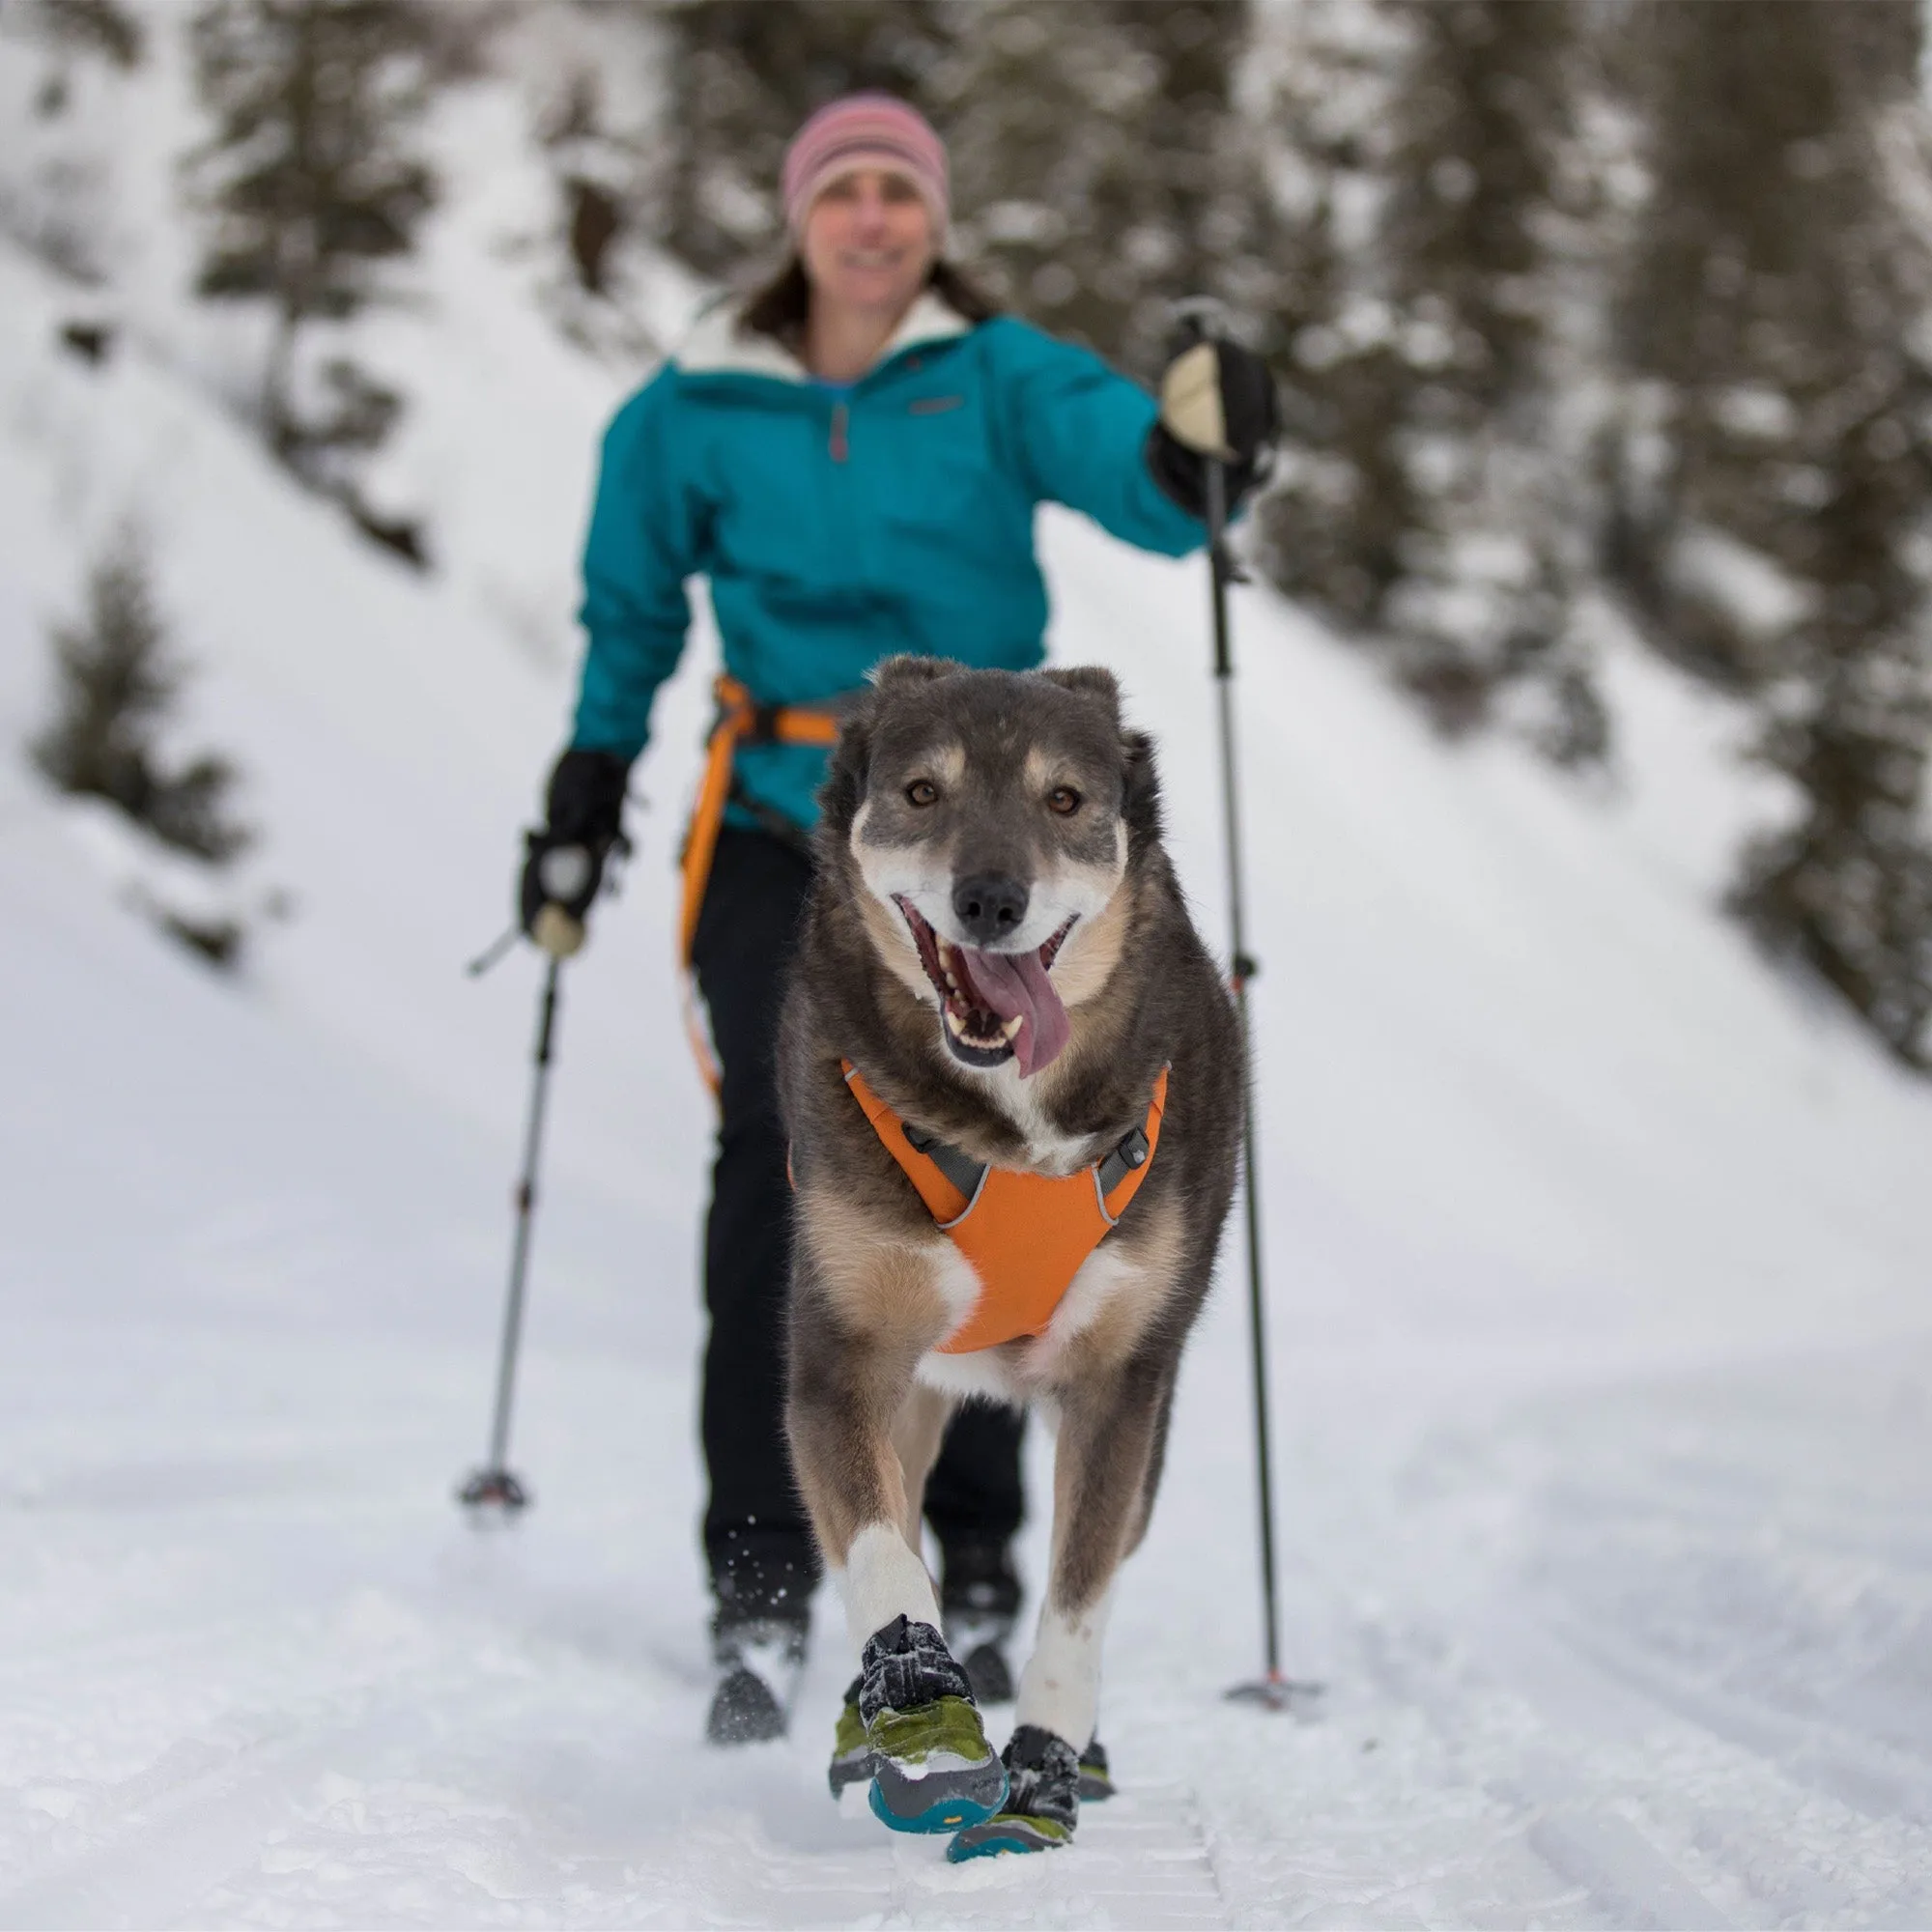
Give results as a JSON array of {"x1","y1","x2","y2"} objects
[{"x1": 800, "y1": 166, "x2": 936, "y2": 322}]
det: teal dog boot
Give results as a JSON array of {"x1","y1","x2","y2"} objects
[{"x1": 860, "y1": 1615, "x2": 1007, "y2": 1833}]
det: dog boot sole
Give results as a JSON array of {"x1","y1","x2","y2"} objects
[
  {"x1": 868, "y1": 1769, "x2": 1005, "y2": 1834},
  {"x1": 947, "y1": 1810, "x2": 1075, "y2": 1860},
  {"x1": 865, "y1": 1693, "x2": 1006, "y2": 1833}
]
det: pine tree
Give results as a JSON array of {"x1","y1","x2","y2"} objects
[
  {"x1": 943, "y1": 0, "x2": 1284, "y2": 377},
  {"x1": 1257, "y1": 0, "x2": 1607, "y2": 762},
  {"x1": 1246, "y1": 0, "x2": 1412, "y2": 626},
  {"x1": 2, "y1": 0, "x2": 146, "y2": 280},
  {"x1": 32, "y1": 530, "x2": 251, "y2": 866},
  {"x1": 521, "y1": 9, "x2": 668, "y2": 362},
  {"x1": 185, "y1": 0, "x2": 437, "y2": 468},
  {"x1": 1618, "y1": 0, "x2": 1932, "y2": 1066},
  {"x1": 1730, "y1": 411, "x2": 1932, "y2": 1066},
  {"x1": 25, "y1": 0, "x2": 144, "y2": 73}
]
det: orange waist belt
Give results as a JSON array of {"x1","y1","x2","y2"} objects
[
  {"x1": 841, "y1": 1061, "x2": 1170, "y2": 1354},
  {"x1": 680, "y1": 673, "x2": 843, "y2": 1094}
]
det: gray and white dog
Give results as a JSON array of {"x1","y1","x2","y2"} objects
[{"x1": 778, "y1": 656, "x2": 1241, "y2": 1857}]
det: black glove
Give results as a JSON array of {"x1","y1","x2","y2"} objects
[
  {"x1": 519, "y1": 747, "x2": 631, "y2": 952},
  {"x1": 1144, "y1": 334, "x2": 1278, "y2": 523}
]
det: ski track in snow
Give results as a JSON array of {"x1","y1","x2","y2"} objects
[
  {"x1": 4, "y1": 1325, "x2": 1930, "y2": 1926},
  {"x1": 4, "y1": 36, "x2": 1932, "y2": 1928}
]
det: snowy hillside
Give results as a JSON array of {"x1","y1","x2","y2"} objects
[{"x1": 3, "y1": 24, "x2": 1932, "y2": 1930}]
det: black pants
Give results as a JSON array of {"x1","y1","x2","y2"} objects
[{"x1": 690, "y1": 825, "x2": 1024, "y2": 1623}]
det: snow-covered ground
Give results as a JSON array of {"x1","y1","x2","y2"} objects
[{"x1": 3, "y1": 25, "x2": 1931, "y2": 1928}]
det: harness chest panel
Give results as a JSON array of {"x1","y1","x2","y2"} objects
[{"x1": 841, "y1": 1062, "x2": 1170, "y2": 1355}]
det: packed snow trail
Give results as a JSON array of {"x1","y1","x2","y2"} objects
[{"x1": 5, "y1": 57, "x2": 1932, "y2": 1923}]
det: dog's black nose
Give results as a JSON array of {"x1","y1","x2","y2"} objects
[{"x1": 952, "y1": 872, "x2": 1030, "y2": 946}]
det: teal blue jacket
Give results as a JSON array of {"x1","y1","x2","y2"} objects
[{"x1": 571, "y1": 293, "x2": 1205, "y2": 831}]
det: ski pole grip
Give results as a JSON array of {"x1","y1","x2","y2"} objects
[{"x1": 531, "y1": 904, "x2": 584, "y2": 959}]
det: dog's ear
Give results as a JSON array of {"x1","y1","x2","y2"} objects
[
  {"x1": 822, "y1": 659, "x2": 961, "y2": 836},
  {"x1": 1039, "y1": 665, "x2": 1122, "y2": 716},
  {"x1": 1121, "y1": 726, "x2": 1164, "y2": 857},
  {"x1": 869, "y1": 654, "x2": 965, "y2": 693},
  {"x1": 815, "y1": 710, "x2": 872, "y2": 842}
]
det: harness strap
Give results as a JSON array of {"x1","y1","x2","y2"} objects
[
  {"x1": 679, "y1": 673, "x2": 846, "y2": 1095},
  {"x1": 901, "y1": 1122, "x2": 986, "y2": 1205},
  {"x1": 897, "y1": 1117, "x2": 1155, "y2": 1220}
]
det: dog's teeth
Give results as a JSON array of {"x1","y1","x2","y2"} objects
[
  {"x1": 944, "y1": 1006, "x2": 966, "y2": 1037},
  {"x1": 1000, "y1": 1015, "x2": 1023, "y2": 1040}
]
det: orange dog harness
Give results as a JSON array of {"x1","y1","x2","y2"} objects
[
  {"x1": 841, "y1": 1061, "x2": 1170, "y2": 1353},
  {"x1": 680, "y1": 674, "x2": 845, "y2": 1093}
]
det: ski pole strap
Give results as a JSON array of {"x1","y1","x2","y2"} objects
[{"x1": 678, "y1": 673, "x2": 847, "y2": 1094}]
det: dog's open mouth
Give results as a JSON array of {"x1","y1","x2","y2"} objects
[{"x1": 894, "y1": 896, "x2": 1076, "y2": 1077}]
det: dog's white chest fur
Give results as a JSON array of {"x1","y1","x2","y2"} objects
[{"x1": 964, "y1": 1061, "x2": 1093, "y2": 1175}]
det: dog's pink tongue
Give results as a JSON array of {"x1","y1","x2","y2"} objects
[{"x1": 961, "y1": 944, "x2": 1070, "y2": 1076}]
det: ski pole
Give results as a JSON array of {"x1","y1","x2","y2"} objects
[
  {"x1": 458, "y1": 952, "x2": 564, "y2": 1512},
  {"x1": 1176, "y1": 305, "x2": 1311, "y2": 1713}
]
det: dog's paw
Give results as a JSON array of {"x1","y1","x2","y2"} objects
[{"x1": 945, "y1": 1722, "x2": 1080, "y2": 1857}]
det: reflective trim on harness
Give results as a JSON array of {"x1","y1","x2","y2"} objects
[
  {"x1": 679, "y1": 673, "x2": 847, "y2": 1095},
  {"x1": 840, "y1": 1061, "x2": 1170, "y2": 1354}
]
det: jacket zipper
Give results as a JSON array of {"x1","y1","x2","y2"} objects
[{"x1": 829, "y1": 400, "x2": 849, "y2": 463}]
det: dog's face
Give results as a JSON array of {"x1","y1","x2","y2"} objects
[{"x1": 825, "y1": 659, "x2": 1157, "y2": 1078}]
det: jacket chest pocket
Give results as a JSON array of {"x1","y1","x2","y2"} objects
[{"x1": 880, "y1": 393, "x2": 1002, "y2": 542}]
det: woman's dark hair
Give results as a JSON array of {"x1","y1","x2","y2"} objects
[{"x1": 738, "y1": 254, "x2": 1001, "y2": 351}]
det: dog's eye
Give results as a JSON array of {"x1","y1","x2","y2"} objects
[
  {"x1": 1047, "y1": 786, "x2": 1082, "y2": 816},
  {"x1": 905, "y1": 779, "x2": 939, "y2": 808}
]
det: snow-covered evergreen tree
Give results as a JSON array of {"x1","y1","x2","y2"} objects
[
  {"x1": 0, "y1": 0, "x2": 145, "y2": 282},
  {"x1": 184, "y1": 0, "x2": 437, "y2": 470},
  {"x1": 1617, "y1": 0, "x2": 1932, "y2": 1067},
  {"x1": 509, "y1": 2, "x2": 671, "y2": 362},
  {"x1": 21, "y1": 0, "x2": 143, "y2": 80},
  {"x1": 942, "y1": 0, "x2": 1284, "y2": 377},
  {"x1": 1257, "y1": 0, "x2": 1608, "y2": 763},
  {"x1": 32, "y1": 528, "x2": 251, "y2": 866}
]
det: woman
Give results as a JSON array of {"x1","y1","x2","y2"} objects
[{"x1": 519, "y1": 95, "x2": 1273, "y2": 1747}]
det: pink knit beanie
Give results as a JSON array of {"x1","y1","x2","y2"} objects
[{"x1": 781, "y1": 94, "x2": 950, "y2": 244}]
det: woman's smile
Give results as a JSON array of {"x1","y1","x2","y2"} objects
[{"x1": 803, "y1": 166, "x2": 936, "y2": 327}]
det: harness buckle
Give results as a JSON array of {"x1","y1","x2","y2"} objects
[{"x1": 1095, "y1": 1123, "x2": 1152, "y2": 1201}]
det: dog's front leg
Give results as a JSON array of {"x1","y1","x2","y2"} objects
[
  {"x1": 787, "y1": 1236, "x2": 1008, "y2": 1834},
  {"x1": 784, "y1": 1240, "x2": 954, "y2": 1649},
  {"x1": 941, "y1": 1357, "x2": 1167, "y2": 1858},
  {"x1": 890, "y1": 1381, "x2": 954, "y2": 1552},
  {"x1": 1018, "y1": 1360, "x2": 1168, "y2": 1764}
]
